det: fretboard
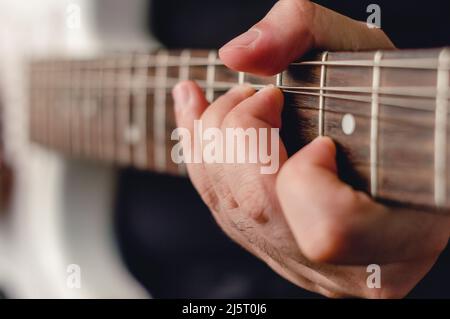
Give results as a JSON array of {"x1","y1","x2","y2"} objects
[{"x1": 28, "y1": 47, "x2": 450, "y2": 212}]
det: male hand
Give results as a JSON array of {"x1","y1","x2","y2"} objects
[{"x1": 173, "y1": 0, "x2": 450, "y2": 298}]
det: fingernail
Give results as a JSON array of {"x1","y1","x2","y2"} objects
[
  {"x1": 173, "y1": 82, "x2": 190, "y2": 110},
  {"x1": 220, "y1": 28, "x2": 261, "y2": 51}
]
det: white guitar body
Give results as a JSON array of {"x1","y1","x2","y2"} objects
[{"x1": 0, "y1": 0, "x2": 156, "y2": 298}]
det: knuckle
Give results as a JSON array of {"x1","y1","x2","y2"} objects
[
  {"x1": 222, "y1": 111, "x2": 253, "y2": 129},
  {"x1": 280, "y1": 0, "x2": 315, "y2": 35},
  {"x1": 240, "y1": 186, "x2": 268, "y2": 218}
]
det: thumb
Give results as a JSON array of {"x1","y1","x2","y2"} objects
[
  {"x1": 276, "y1": 137, "x2": 450, "y2": 265},
  {"x1": 219, "y1": 0, "x2": 395, "y2": 76}
]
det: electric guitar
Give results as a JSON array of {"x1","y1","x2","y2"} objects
[{"x1": 0, "y1": 0, "x2": 449, "y2": 298}]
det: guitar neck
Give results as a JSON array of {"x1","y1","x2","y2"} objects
[{"x1": 29, "y1": 47, "x2": 450, "y2": 212}]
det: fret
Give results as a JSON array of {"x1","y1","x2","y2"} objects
[
  {"x1": 91, "y1": 60, "x2": 103, "y2": 160},
  {"x1": 116, "y1": 56, "x2": 133, "y2": 165},
  {"x1": 177, "y1": 50, "x2": 191, "y2": 175},
  {"x1": 29, "y1": 63, "x2": 42, "y2": 144},
  {"x1": 370, "y1": 51, "x2": 383, "y2": 197},
  {"x1": 164, "y1": 51, "x2": 183, "y2": 175},
  {"x1": 81, "y1": 61, "x2": 93, "y2": 157},
  {"x1": 434, "y1": 48, "x2": 450, "y2": 207},
  {"x1": 28, "y1": 65, "x2": 36, "y2": 142},
  {"x1": 44, "y1": 61, "x2": 52, "y2": 146},
  {"x1": 48, "y1": 61, "x2": 58, "y2": 148},
  {"x1": 71, "y1": 60, "x2": 82, "y2": 156},
  {"x1": 206, "y1": 51, "x2": 217, "y2": 102},
  {"x1": 131, "y1": 54, "x2": 150, "y2": 169},
  {"x1": 317, "y1": 51, "x2": 372, "y2": 191},
  {"x1": 318, "y1": 51, "x2": 329, "y2": 136},
  {"x1": 62, "y1": 60, "x2": 73, "y2": 153},
  {"x1": 238, "y1": 72, "x2": 245, "y2": 85},
  {"x1": 65, "y1": 60, "x2": 74, "y2": 153},
  {"x1": 146, "y1": 58, "x2": 156, "y2": 170},
  {"x1": 179, "y1": 50, "x2": 191, "y2": 81},
  {"x1": 377, "y1": 49, "x2": 437, "y2": 208},
  {"x1": 48, "y1": 61, "x2": 57, "y2": 148},
  {"x1": 276, "y1": 72, "x2": 283, "y2": 87},
  {"x1": 100, "y1": 58, "x2": 117, "y2": 162},
  {"x1": 154, "y1": 50, "x2": 169, "y2": 172}
]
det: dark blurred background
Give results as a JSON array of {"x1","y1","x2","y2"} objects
[{"x1": 115, "y1": 0, "x2": 450, "y2": 298}]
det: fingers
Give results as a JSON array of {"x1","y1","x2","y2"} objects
[
  {"x1": 276, "y1": 137, "x2": 450, "y2": 265},
  {"x1": 201, "y1": 85, "x2": 257, "y2": 211},
  {"x1": 173, "y1": 82, "x2": 289, "y2": 255},
  {"x1": 173, "y1": 81, "x2": 208, "y2": 131},
  {"x1": 219, "y1": 0, "x2": 395, "y2": 75},
  {"x1": 173, "y1": 81, "x2": 219, "y2": 209},
  {"x1": 219, "y1": 86, "x2": 287, "y2": 223},
  {"x1": 201, "y1": 84, "x2": 256, "y2": 129}
]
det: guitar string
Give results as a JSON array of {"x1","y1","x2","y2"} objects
[
  {"x1": 35, "y1": 93, "x2": 439, "y2": 132},
  {"x1": 32, "y1": 80, "x2": 449, "y2": 114},
  {"x1": 31, "y1": 51, "x2": 450, "y2": 118},
  {"x1": 32, "y1": 54, "x2": 449, "y2": 70},
  {"x1": 33, "y1": 67, "x2": 449, "y2": 101}
]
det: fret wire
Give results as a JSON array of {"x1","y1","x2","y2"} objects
[
  {"x1": 72, "y1": 61, "x2": 82, "y2": 155},
  {"x1": 276, "y1": 72, "x2": 283, "y2": 87},
  {"x1": 370, "y1": 51, "x2": 383, "y2": 198},
  {"x1": 95, "y1": 60, "x2": 104, "y2": 159},
  {"x1": 101, "y1": 58, "x2": 117, "y2": 161},
  {"x1": 123, "y1": 64, "x2": 141, "y2": 147},
  {"x1": 40, "y1": 62, "x2": 49, "y2": 145},
  {"x1": 154, "y1": 51, "x2": 169, "y2": 172},
  {"x1": 238, "y1": 71, "x2": 245, "y2": 85},
  {"x1": 179, "y1": 50, "x2": 191, "y2": 81},
  {"x1": 89, "y1": 60, "x2": 101, "y2": 157},
  {"x1": 65, "y1": 61, "x2": 74, "y2": 153},
  {"x1": 49, "y1": 61, "x2": 58, "y2": 148},
  {"x1": 206, "y1": 51, "x2": 217, "y2": 102},
  {"x1": 178, "y1": 50, "x2": 191, "y2": 175},
  {"x1": 318, "y1": 52, "x2": 328, "y2": 136},
  {"x1": 434, "y1": 48, "x2": 450, "y2": 207},
  {"x1": 82, "y1": 62, "x2": 92, "y2": 156},
  {"x1": 116, "y1": 56, "x2": 133, "y2": 164},
  {"x1": 131, "y1": 54, "x2": 150, "y2": 168}
]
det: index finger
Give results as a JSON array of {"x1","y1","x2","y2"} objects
[{"x1": 219, "y1": 0, "x2": 395, "y2": 76}]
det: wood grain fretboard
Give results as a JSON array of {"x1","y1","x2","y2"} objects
[{"x1": 28, "y1": 48, "x2": 450, "y2": 212}]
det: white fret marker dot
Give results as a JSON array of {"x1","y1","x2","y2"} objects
[
  {"x1": 123, "y1": 125, "x2": 141, "y2": 145},
  {"x1": 341, "y1": 113, "x2": 356, "y2": 135}
]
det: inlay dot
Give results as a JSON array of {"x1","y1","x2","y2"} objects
[
  {"x1": 341, "y1": 113, "x2": 356, "y2": 135},
  {"x1": 123, "y1": 124, "x2": 141, "y2": 145}
]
